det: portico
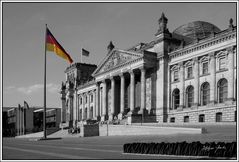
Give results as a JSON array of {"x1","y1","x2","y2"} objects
[{"x1": 92, "y1": 49, "x2": 157, "y2": 121}]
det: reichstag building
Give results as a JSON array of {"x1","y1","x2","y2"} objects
[{"x1": 60, "y1": 13, "x2": 237, "y2": 127}]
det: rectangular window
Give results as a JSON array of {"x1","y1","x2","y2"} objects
[
  {"x1": 216, "y1": 113, "x2": 222, "y2": 122},
  {"x1": 184, "y1": 116, "x2": 189, "y2": 122},
  {"x1": 187, "y1": 67, "x2": 193, "y2": 78},
  {"x1": 219, "y1": 57, "x2": 226, "y2": 70},
  {"x1": 202, "y1": 62, "x2": 208, "y2": 74},
  {"x1": 199, "y1": 114, "x2": 205, "y2": 122},
  {"x1": 174, "y1": 71, "x2": 179, "y2": 81}
]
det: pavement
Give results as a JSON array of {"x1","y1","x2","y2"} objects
[{"x1": 2, "y1": 124, "x2": 237, "y2": 160}]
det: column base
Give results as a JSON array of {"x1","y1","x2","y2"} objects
[
  {"x1": 127, "y1": 111, "x2": 133, "y2": 116},
  {"x1": 127, "y1": 115, "x2": 132, "y2": 125},
  {"x1": 225, "y1": 98, "x2": 234, "y2": 104},
  {"x1": 118, "y1": 113, "x2": 123, "y2": 120},
  {"x1": 209, "y1": 100, "x2": 216, "y2": 106},
  {"x1": 108, "y1": 114, "x2": 114, "y2": 121},
  {"x1": 138, "y1": 108, "x2": 148, "y2": 115},
  {"x1": 177, "y1": 106, "x2": 183, "y2": 111},
  {"x1": 101, "y1": 115, "x2": 106, "y2": 121}
]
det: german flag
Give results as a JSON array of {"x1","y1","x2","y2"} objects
[{"x1": 46, "y1": 28, "x2": 73, "y2": 64}]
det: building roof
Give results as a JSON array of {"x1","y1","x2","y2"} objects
[{"x1": 172, "y1": 21, "x2": 221, "y2": 44}]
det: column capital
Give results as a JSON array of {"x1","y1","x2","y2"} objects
[
  {"x1": 139, "y1": 66, "x2": 145, "y2": 71},
  {"x1": 192, "y1": 57, "x2": 199, "y2": 63},
  {"x1": 209, "y1": 52, "x2": 215, "y2": 58},
  {"x1": 227, "y1": 46, "x2": 234, "y2": 54},
  {"x1": 119, "y1": 73, "x2": 124, "y2": 78},
  {"x1": 178, "y1": 62, "x2": 184, "y2": 67},
  {"x1": 129, "y1": 69, "x2": 135, "y2": 75},
  {"x1": 110, "y1": 76, "x2": 115, "y2": 80}
]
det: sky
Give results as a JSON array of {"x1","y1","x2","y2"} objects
[{"x1": 2, "y1": 2, "x2": 237, "y2": 108}]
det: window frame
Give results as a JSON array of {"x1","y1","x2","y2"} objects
[
  {"x1": 186, "y1": 85, "x2": 194, "y2": 107},
  {"x1": 172, "y1": 88, "x2": 180, "y2": 109},
  {"x1": 187, "y1": 66, "x2": 193, "y2": 78},
  {"x1": 173, "y1": 70, "x2": 179, "y2": 82},
  {"x1": 201, "y1": 82, "x2": 210, "y2": 106},
  {"x1": 202, "y1": 62, "x2": 209, "y2": 75},
  {"x1": 218, "y1": 78, "x2": 228, "y2": 103}
]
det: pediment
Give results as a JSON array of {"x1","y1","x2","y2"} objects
[{"x1": 93, "y1": 49, "x2": 143, "y2": 76}]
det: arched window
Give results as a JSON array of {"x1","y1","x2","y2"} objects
[
  {"x1": 201, "y1": 82, "x2": 210, "y2": 105},
  {"x1": 218, "y1": 78, "x2": 228, "y2": 103},
  {"x1": 172, "y1": 89, "x2": 180, "y2": 109},
  {"x1": 186, "y1": 86, "x2": 194, "y2": 107}
]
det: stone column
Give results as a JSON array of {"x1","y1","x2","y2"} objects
[
  {"x1": 95, "y1": 83, "x2": 99, "y2": 120},
  {"x1": 179, "y1": 62, "x2": 185, "y2": 109},
  {"x1": 167, "y1": 66, "x2": 171, "y2": 111},
  {"x1": 118, "y1": 74, "x2": 125, "y2": 120},
  {"x1": 227, "y1": 47, "x2": 234, "y2": 101},
  {"x1": 81, "y1": 94, "x2": 85, "y2": 120},
  {"x1": 209, "y1": 52, "x2": 216, "y2": 104},
  {"x1": 109, "y1": 77, "x2": 115, "y2": 121},
  {"x1": 193, "y1": 57, "x2": 199, "y2": 106},
  {"x1": 76, "y1": 94, "x2": 79, "y2": 122},
  {"x1": 139, "y1": 67, "x2": 146, "y2": 114},
  {"x1": 101, "y1": 80, "x2": 107, "y2": 121},
  {"x1": 87, "y1": 93, "x2": 90, "y2": 119},
  {"x1": 129, "y1": 70, "x2": 135, "y2": 114},
  {"x1": 61, "y1": 91, "x2": 66, "y2": 123},
  {"x1": 93, "y1": 90, "x2": 96, "y2": 119}
]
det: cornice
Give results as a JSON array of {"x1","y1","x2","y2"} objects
[{"x1": 169, "y1": 30, "x2": 236, "y2": 60}]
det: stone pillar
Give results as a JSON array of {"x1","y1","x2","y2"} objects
[
  {"x1": 209, "y1": 52, "x2": 216, "y2": 104},
  {"x1": 101, "y1": 80, "x2": 107, "y2": 121},
  {"x1": 109, "y1": 77, "x2": 115, "y2": 121},
  {"x1": 179, "y1": 62, "x2": 185, "y2": 109},
  {"x1": 227, "y1": 47, "x2": 234, "y2": 101},
  {"x1": 61, "y1": 91, "x2": 66, "y2": 123},
  {"x1": 95, "y1": 83, "x2": 99, "y2": 120},
  {"x1": 193, "y1": 57, "x2": 199, "y2": 106},
  {"x1": 118, "y1": 74, "x2": 125, "y2": 120},
  {"x1": 87, "y1": 93, "x2": 90, "y2": 119},
  {"x1": 139, "y1": 67, "x2": 146, "y2": 114},
  {"x1": 93, "y1": 90, "x2": 96, "y2": 119},
  {"x1": 81, "y1": 94, "x2": 85, "y2": 120},
  {"x1": 129, "y1": 70, "x2": 135, "y2": 114},
  {"x1": 76, "y1": 94, "x2": 79, "y2": 122},
  {"x1": 167, "y1": 66, "x2": 171, "y2": 111}
]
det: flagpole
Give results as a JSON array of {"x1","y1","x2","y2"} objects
[
  {"x1": 20, "y1": 106, "x2": 22, "y2": 135},
  {"x1": 43, "y1": 24, "x2": 47, "y2": 139},
  {"x1": 22, "y1": 107, "x2": 25, "y2": 135},
  {"x1": 81, "y1": 48, "x2": 82, "y2": 63}
]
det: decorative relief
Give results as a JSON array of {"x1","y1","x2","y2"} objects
[{"x1": 100, "y1": 51, "x2": 137, "y2": 73}]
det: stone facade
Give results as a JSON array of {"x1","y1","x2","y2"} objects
[{"x1": 61, "y1": 13, "x2": 237, "y2": 127}]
